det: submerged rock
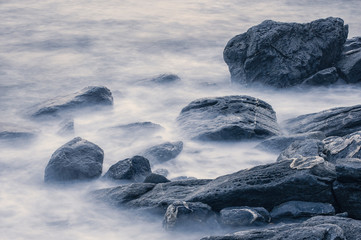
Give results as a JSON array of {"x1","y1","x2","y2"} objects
[
  {"x1": 220, "y1": 207, "x2": 270, "y2": 227},
  {"x1": 337, "y1": 37, "x2": 361, "y2": 83},
  {"x1": 150, "y1": 73, "x2": 181, "y2": 84},
  {"x1": 103, "y1": 156, "x2": 151, "y2": 182},
  {"x1": 224, "y1": 17, "x2": 348, "y2": 88},
  {"x1": 141, "y1": 141, "x2": 183, "y2": 164},
  {"x1": 301, "y1": 67, "x2": 339, "y2": 86},
  {"x1": 270, "y1": 201, "x2": 335, "y2": 220},
  {"x1": 143, "y1": 173, "x2": 170, "y2": 184},
  {"x1": 44, "y1": 137, "x2": 104, "y2": 182},
  {"x1": 57, "y1": 119, "x2": 74, "y2": 136},
  {"x1": 177, "y1": 95, "x2": 280, "y2": 141},
  {"x1": 29, "y1": 86, "x2": 113, "y2": 119},
  {"x1": 282, "y1": 104, "x2": 361, "y2": 137},
  {"x1": 0, "y1": 122, "x2": 37, "y2": 143}
]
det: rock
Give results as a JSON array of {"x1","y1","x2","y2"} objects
[
  {"x1": 220, "y1": 207, "x2": 270, "y2": 227},
  {"x1": 186, "y1": 160, "x2": 336, "y2": 212},
  {"x1": 0, "y1": 122, "x2": 37, "y2": 142},
  {"x1": 100, "y1": 121, "x2": 163, "y2": 138},
  {"x1": 277, "y1": 139, "x2": 325, "y2": 162},
  {"x1": 163, "y1": 201, "x2": 216, "y2": 231},
  {"x1": 150, "y1": 74, "x2": 181, "y2": 84},
  {"x1": 177, "y1": 95, "x2": 280, "y2": 141},
  {"x1": 57, "y1": 119, "x2": 74, "y2": 136},
  {"x1": 256, "y1": 131, "x2": 325, "y2": 154},
  {"x1": 270, "y1": 201, "x2": 335, "y2": 220},
  {"x1": 141, "y1": 141, "x2": 183, "y2": 164},
  {"x1": 126, "y1": 179, "x2": 211, "y2": 213},
  {"x1": 333, "y1": 181, "x2": 361, "y2": 219},
  {"x1": 337, "y1": 37, "x2": 361, "y2": 83},
  {"x1": 323, "y1": 131, "x2": 361, "y2": 162},
  {"x1": 223, "y1": 17, "x2": 348, "y2": 88},
  {"x1": 143, "y1": 173, "x2": 170, "y2": 184},
  {"x1": 44, "y1": 137, "x2": 104, "y2": 182},
  {"x1": 153, "y1": 168, "x2": 169, "y2": 177},
  {"x1": 201, "y1": 215, "x2": 361, "y2": 240},
  {"x1": 335, "y1": 158, "x2": 361, "y2": 182},
  {"x1": 282, "y1": 104, "x2": 361, "y2": 137},
  {"x1": 91, "y1": 183, "x2": 156, "y2": 206},
  {"x1": 103, "y1": 156, "x2": 151, "y2": 182},
  {"x1": 301, "y1": 67, "x2": 339, "y2": 86},
  {"x1": 29, "y1": 86, "x2": 113, "y2": 119}
]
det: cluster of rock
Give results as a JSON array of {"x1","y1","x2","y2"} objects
[{"x1": 224, "y1": 17, "x2": 361, "y2": 88}]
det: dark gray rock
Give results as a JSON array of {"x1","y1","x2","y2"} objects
[
  {"x1": 277, "y1": 139, "x2": 325, "y2": 162},
  {"x1": 141, "y1": 141, "x2": 183, "y2": 164},
  {"x1": 220, "y1": 207, "x2": 270, "y2": 227},
  {"x1": 30, "y1": 86, "x2": 113, "y2": 119},
  {"x1": 177, "y1": 95, "x2": 280, "y2": 141},
  {"x1": 301, "y1": 67, "x2": 339, "y2": 86},
  {"x1": 323, "y1": 131, "x2": 361, "y2": 162},
  {"x1": 282, "y1": 104, "x2": 361, "y2": 137},
  {"x1": 127, "y1": 179, "x2": 211, "y2": 213},
  {"x1": 270, "y1": 201, "x2": 335, "y2": 219},
  {"x1": 150, "y1": 73, "x2": 181, "y2": 84},
  {"x1": 335, "y1": 158, "x2": 361, "y2": 182},
  {"x1": 163, "y1": 201, "x2": 216, "y2": 231},
  {"x1": 337, "y1": 37, "x2": 361, "y2": 83},
  {"x1": 103, "y1": 156, "x2": 151, "y2": 182},
  {"x1": 333, "y1": 181, "x2": 361, "y2": 220},
  {"x1": 256, "y1": 131, "x2": 325, "y2": 154},
  {"x1": 143, "y1": 173, "x2": 170, "y2": 184},
  {"x1": 44, "y1": 137, "x2": 104, "y2": 182},
  {"x1": 224, "y1": 17, "x2": 348, "y2": 88},
  {"x1": 186, "y1": 160, "x2": 336, "y2": 212},
  {"x1": 91, "y1": 183, "x2": 155, "y2": 206}
]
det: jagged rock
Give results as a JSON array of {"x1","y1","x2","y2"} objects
[
  {"x1": 301, "y1": 67, "x2": 339, "y2": 86},
  {"x1": 323, "y1": 131, "x2": 361, "y2": 162},
  {"x1": 201, "y1": 215, "x2": 361, "y2": 240},
  {"x1": 333, "y1": 181, "x2": 361, "y2": 220},
  {"x1": 335, "y1": 158, "x2": 361, "y2": 182},
  {"x1": 143, "y1": 173, "x2": 170, "y2": 184},
  {"x1": 91, "y1": 183, "x2": 156, "y2": 206},
  {"x1": 103, "y1": 156, "x2": 151, "y2": 182},
  {"x1": 163, "y1": 201, "x2": 216, "y2": 231},
  {"x1": 141, "y1": 141, "x2": 183, "y2": 164},
  {"x1": 126, "y1": 179, "x2": 211, "y2": 213},
  {"x1": 277, "y1": 139, "x2": 325, "y2": 162},
  {"x1": 44, "y1": 137, "x2": 104, "y2": 182},
  {"x1": 220, "y1": 207, "x2": 270, "y2": 227},
  {"x1": 256, "y1": 131, "x2": 325, "y2": 154},
  {"x1": 29, "y1": 86, "x2": 113, "y2": 119},
  {"x1": 177, "y1": 95, "x2": 280, "y2": 141},
  {"x1": 337, "y1": 37, "x2": 361, "y2": 83},
  {"x1": 186, "y1": 160, "x2": 336, "y2": 212},
  {"x1": 282, "y1": 104, "x2": 361, "y2": 137},
  {"x1": 271, "y1": 201, "x2": 335, "y2": 220},
  {"x1": 223, "y1": 17, "x2": 348, "y2": 88}
]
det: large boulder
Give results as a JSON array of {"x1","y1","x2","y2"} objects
[
  {"x1": 103, "y1": 156, "x2": 151, "y2": 182},
  {"x1": 186, "y1": 160, "x2": 336, "y2": 212},
  {"x1": 282, "y1": 104, "x2": 361, "y2": 137},
  {"x1": 44, "y1": 137, "x2": 104, "y2": 182},
  {"x1": 224, "y1": 17, "x2": 348, "y2": 88},
  {"x1": 337, "y1": 37, "x2": 361, "y2": 83},
  {"x1": 141, "y1": 141, "x2": 183, "y2": 164},
  {"x1": 29, "y1": 86, "x2": 113, "y2": 119},
  {"x1": 177, "y1": 95, "x2": 280, "y2": 141}
]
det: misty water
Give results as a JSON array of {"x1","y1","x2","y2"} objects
[{"x1": 1, "y1": 0, "x2": 361, "y2": 239}]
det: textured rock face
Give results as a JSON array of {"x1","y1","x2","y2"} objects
[
  {"x1": 103, "y1": 156, "x2": 151, "y2": 182},
  {"x1": 224, "y1": 17, "x2": 348, "y2": 88},
  {"x1": 282, "y1": 104, "x2": 361, "y2": 137},
  {"x1": 141, "y1": 141, "x2": 183, "y2": 164},
  {"x1": 276, "y1": 139, "x2": 325, "y2": 162},
  {"x1": 30, "y1": 86, "x2": 113, "y2": 119},
  {"x1": 143, "y1": 173, "x2": 170, "y2": 184},
  {"x1": 301, "y1": 67, "x2": 339, "y2": 86},
  {"x1": 337, "y1": 37, "x2": 361, "y2": 83},
  {"x1": 186, "y1": 160, "x2": 336, "y2": 211},
  {"x1": 323, "y1": 131, "x2": 361, "y2": 162},
  {"x1": 177, "y1": 95, "x2": 280, "y2": 141},
  {"x1": 44, "y1": 137, "x2": 104, "y2": 182},
  {"x1": 270, "y1": 201, "x2": 335, "y2": 219},
  {"x1": 220, "y1": 207, "x2": 270, "y2": 227}
]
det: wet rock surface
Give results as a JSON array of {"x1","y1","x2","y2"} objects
[
  {"x1": 220, "y1": 207, "x2": 270, "y2": 227},
  {"x1": 103, "y1": 156, "x2": 151, "y2": 182},
  {"x1": 337, "y1": 37, "x2": 361, "y2": 83},
  {"x1": 29, "y1": 86, "x2": 113, "y2": 119},
  {"x1": 44, "y1": 137, "x2": 104, "y2": 182},
  {"x1": 223, "y1": 17, "x2": 348, "y2": 88},
  {"x1": 141, "y1": 141, "x2": 183, "y2": 164},
  {"x1": 276, "y1": 139, "x2": 325, "y2": 162},
  {"x1": 301, "y1": 67, "x2": 339, "y2": 86},
  {"x1": 323, "y1": 131, "x2": 361, "y2": 162},
  {"x1": 143, "y1": 173, "x2": 170, "y2": 184},
  {"x1": 282, "y1": 104, "x2": 361, "y2": 137},
  {"x1": 177, "y1": 95, "x2": 280, "y2": 141}
]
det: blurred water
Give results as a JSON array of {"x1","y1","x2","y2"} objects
[{"x1": 1, "y1": 0, "x2": 361, "y2": 239}]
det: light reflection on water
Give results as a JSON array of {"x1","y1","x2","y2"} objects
[{"x1": 1, "y1": 0, "x2": 361, "y2": 239}]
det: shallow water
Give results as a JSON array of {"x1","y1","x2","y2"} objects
[{"x1": 1, "y1": 0, "x2": 361, "y2": 239}]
